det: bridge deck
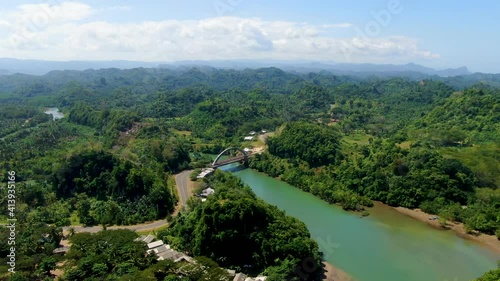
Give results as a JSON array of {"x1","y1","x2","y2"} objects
[{"x1": 211, "y1": 153, "x2": 257, "y2": 168}]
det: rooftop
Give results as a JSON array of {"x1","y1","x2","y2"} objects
[
  {"x1": 147, "y1": 240, "x2": 164, "y2": 249},
  {"x1": 142, "y1": 234, "x2": 155, "y2": 244},
  {"x1": 234, "y1": 273, "x2": 247, "y2": 281},
  {"x1": 53, "y1": 247, "x2": 70, "y2": 254}
]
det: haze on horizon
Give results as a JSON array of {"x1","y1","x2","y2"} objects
[{"x1": 0, "y1": 0, "x2": 498, "y2": 73}]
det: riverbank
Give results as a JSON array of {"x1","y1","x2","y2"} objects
[
  {"x1": 229, "y1": 167, "x2": 499, "y2": 280},
  {"x1": 323, "y1": 262, "x2": 356, "y2": 281},
  {"x1": 382, "y1": 202, "x2": 500, "y2": 254}
]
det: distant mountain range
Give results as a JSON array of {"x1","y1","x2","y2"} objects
[
  {"x1": 0, "y1": 58, "x2": 159, "y2": 76},
  {"x1": 164, "y1": 60, "x2": 472, "y2": 77},
  {"x1": 0, "y1": 58, "x2": 476, "y2": 77}
]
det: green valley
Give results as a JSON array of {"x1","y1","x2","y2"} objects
[{"x1": 0, "y1": 66, "x2": 499, "y2": 281}]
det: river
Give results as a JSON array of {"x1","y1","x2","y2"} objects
[
  {"x1": 44, "y1": 107, "x2": 64, "y2": 120},
  {"x1": 219, "y1": 165, "x2": 499, "y2": 281}
]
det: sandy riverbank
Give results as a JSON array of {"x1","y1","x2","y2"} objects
[
  {"x1": 388, "y1": 203, "x2": 500, "y2": 254},
  {"x1": 322, "y1": 262, "x2": 356, "y2": 281}
]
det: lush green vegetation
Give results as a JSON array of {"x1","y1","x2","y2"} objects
[
  {"x1": 0, "y1": 66, "x2": 499, "y2": 280},
  {"x1": 62, "y1": 230, "x2": 154, "y2": 280},
  {"x1": 250, "y1": 122, "x2": 373, "y2": 210},
  {"x1": 59, "y1": 229, "x2": 231, "y2": 281},
  {"x1": 51, "y1": 149, "x2": 176, "y2": 226},
  {"x1": 0, "y1": 207, "x2": 63, "y2": 280},
  {"x1": 160, "y1": 171, "x2": 323, "y2": 280},
  {"x1": 267, "y1": 122, "x2": 342, "y2": 167},
  {"x1": 410, "y1": 88, "x2": 500, "y2": 145},
  {"x1": 253, "y1": 133, "x2": 499, "y2": 237},
  {"x1": 439, "y1": 143, "x2": 500, "y2": 189}
]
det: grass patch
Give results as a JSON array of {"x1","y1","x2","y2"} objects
[
  {"x1": 251, "y1": 140, "x2": 263, "y2": 147},
  {"x1": 396, "y1": 141, "x2": 413, "y2": 150},
  {"x1": 70, "y1": 211, "x2": 81, "y2": 226},
  {"x1": 26, "y1": 95, "x2": 59, "y2": 106},
  {"x1": 170, "y1": 128, "x2": 192, "y2": 136},
  {"x1": 343, "y1": 132, "x2": 373, "y2": 146},
  {"x1": 243, "y1": 139, "x2": 263, "y2": 148},
  {"x1": 136, "y1": 230, "x2": 154, "y2": 236},
  {"x1": 440, "y1": 143, "x2": 500, "y2": 188},
  {"x1": 136, "y1": 225, "x2": 170, "y2": 237}
]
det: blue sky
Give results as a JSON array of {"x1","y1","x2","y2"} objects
[{"x1": 0, "y1": 0, "x2": 499, "y2": 72}]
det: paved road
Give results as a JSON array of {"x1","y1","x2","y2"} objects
[
  {"x1": 259, "y1": 132, "x2": 272, "y2": 143},
  {"x1": 63, "y1": 219, "x2": 169, "y2": 233},
  {"x1": 175, "y1": 170, "x2": 193, "y2": 207},
  {"x1": 64, "y1": 170, "x2": 194, "y2": 234}
]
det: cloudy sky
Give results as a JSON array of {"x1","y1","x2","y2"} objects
[{"x1": 0, "y1": 0, "x2": 499, "y2": 72}]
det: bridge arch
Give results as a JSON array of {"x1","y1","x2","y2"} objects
[{"x1": 212, "y1": 147, "x2": 248, "y2": 167}]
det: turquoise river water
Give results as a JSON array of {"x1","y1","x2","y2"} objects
[{"x1": 219, "y1": 165, "x2": 499, "y2": 281}]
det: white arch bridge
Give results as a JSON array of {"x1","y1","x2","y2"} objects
[{"x1": 211, "y1": 147, "x2": 258, "y2": 168}]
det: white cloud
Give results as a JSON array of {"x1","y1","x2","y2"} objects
[
  {"x1": 10, "y1": 2, "x2": 93, "y2": 25},
  {"x1": 0, "y1": 2, "x2": 440, "y2": 63},
  {"x1": 321, "y1": 23, "x2": 353, "y2": 29},
  {"x1": 102, "y1": 5, "x2": 133, "y2": 12}
]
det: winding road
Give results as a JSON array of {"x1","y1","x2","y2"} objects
[
  {"x1": 175, "y1": 170, "x2": 193, "y2": 207},
  {"x1": 64, "y1": 170, "x2": 194, "y2": 234}
]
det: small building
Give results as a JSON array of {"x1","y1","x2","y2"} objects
[
  {"x1": 201, "y1": 187, "x2": 215, "y2": 198},
  {"x1": 243, "y1": 148, "x2": 252, "y2": 153},
  {"x1": 142, "y1": 234, "x2": 155, "y2": 244},
  {"x1": 157, "y1": 248, "x2": 186, "y2": 262},
  {"x1": 244, "y1": 136, "x2": 254, "y2": 141},
  {"x1": 197, "y1": 172, "x2": 208, "y2": 179},
  {"x1": 227, "y1": 269, "x2": 236, "y2": 277},
  {"x1": 234, "y1": 273, "x2": 247, "y2": 281},
  {"x1": 249, "y1": 131, "x2": 256, "y2": 135},
  {"x1": 135, "y1": 235, "x2": 145, "y2": 242},
  {"x1": 142, "y1": 238, "x2": 196, "y2": 264},
  {"x1": 153, "y1": 245, "x2": 170, "y2": 255},
  {"x1": 53, "y1": 247, "x2": 69, "y2": 255},
  {"x1": 260, "y1": 130, "x2": 267, "y2": 134},
  {"x1": 147, "y1": 240, "x2": 164, "y2": 249}
]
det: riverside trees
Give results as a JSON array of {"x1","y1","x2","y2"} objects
[{"x1": 475, "y1": 261, "x2": 500, "y2": 281}]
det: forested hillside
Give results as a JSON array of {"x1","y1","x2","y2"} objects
[{"x1": 410, "y1": 88, "x2": 500, "y2": 145}]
